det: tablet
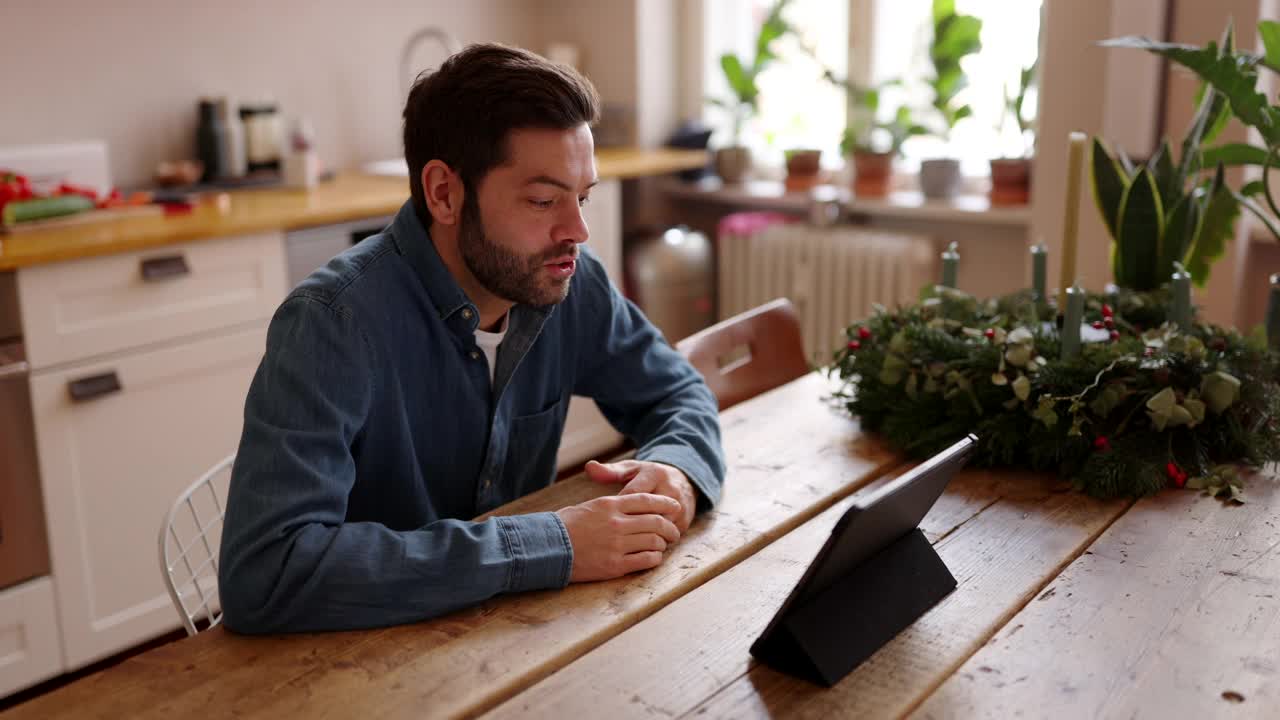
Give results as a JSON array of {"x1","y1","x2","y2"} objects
[{"x1": 752, "y1": 433, "x2": 978, "y2": 649}]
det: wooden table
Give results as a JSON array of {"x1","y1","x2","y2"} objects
[{"x1": 7, "y1": 374, "x2": 1277, "y2": 719}]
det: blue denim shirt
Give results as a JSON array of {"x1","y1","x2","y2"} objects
[{"x1": 218, "y1": 201, "x2": 724, "y2": 634}]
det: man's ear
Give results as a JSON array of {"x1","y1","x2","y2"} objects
[{"x1": 421, "y1": 160, "x2": 464, "y2": 226}]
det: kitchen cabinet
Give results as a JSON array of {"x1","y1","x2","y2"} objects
[
  {"x1": 0, "y1": 578, "x2": 62, "y2": 698},
  {"x1": 557, "y1": 178, "x2": 625, "y2": 470},
  {"x1": 2, "y1": 230, "x2": 286, "y2": 687},
  {"x1": 31, "y1": 325, "x2": 267, "y2": 669}
]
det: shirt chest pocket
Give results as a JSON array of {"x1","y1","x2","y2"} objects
[{"x1": 506, "y1": 397, "x2": 567, "y2": 496}]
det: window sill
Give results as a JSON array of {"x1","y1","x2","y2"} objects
[{"x1": 660, "y1": 177, "x2": 1031, "y2": 227}]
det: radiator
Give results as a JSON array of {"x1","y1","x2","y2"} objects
[{"x1": 718, "y1": 218, "x2": 936, "y2": 365}]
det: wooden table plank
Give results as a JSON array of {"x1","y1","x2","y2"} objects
[
  {"x1": 912, "y1": 470, "x2": 1280, "y2": 720},
  {"x1": 482, "y1": 465, "x2": 996, "y2": 719},
  {"x1": 5, "y1": 373, "x2": 900, "y2": 720},
  {"x1": 651, "y1": 472, "x2": 1129, "y2": 719}
]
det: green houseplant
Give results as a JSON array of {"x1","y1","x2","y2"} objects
[
  {"x1": 837, "y1": 82, "x2": 928, "y2": 196},
  {"x1": 706, "y1": 0, "x2": 793, "y2": 183},
  {"x1": 1093, "y1": 27, "x2": 1241, "y2": 290},
  {"x1": 989, "y1": 61, "x2": 1037, "y2": 205},
  {"x1": 920, "y1": 0, "x2": 982, "y2": 199},
  {"x1": 1103, "y1": 20, "x2": 1280, "y2": 246}
]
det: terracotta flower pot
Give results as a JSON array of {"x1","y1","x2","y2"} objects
[
  {"x1": 851, "y1": 150, "x2": 893, "y2": 197},
  {"x1": 989, "y1": 156, "x2": 1033, "y2": 205},
  {"x1": 715, "y1": 146, "x2": 752, "y2": 184},
  {"x1": 920, "y1": 158, "x2": 961, "y2": 199},
  {"x1": 784, "y1": 149, "x2": 823, "y2": 192}
]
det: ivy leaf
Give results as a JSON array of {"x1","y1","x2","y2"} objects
[
  {"x1": 879, "y1": 353, "x2": 907, "y2": 385},
  {"x1": 1183, "y1": 397, "x2": 1206, "y2": 426},
  {"x1": 1012, "y1": 374, "x2": 1031, "y2": 401},
  {"x1": 1201, "y1": 370, "x2": 1241, "y2": 413},
  {"x1": 991, "y1": 372, "x2": 1009, "y2": 386},
  {"x1": 1146, "y1": 386, "x2": 1177, "y2": 431},
  {"x1": 1089, "y1": 385, "x2": 1123, "y2": 418},
  {"x1": 1186, "y1": 474, "x2": 1210, "y2": 490},
  {"x1": 905, "y1": 372, "x2": 920, "y2": 400}
]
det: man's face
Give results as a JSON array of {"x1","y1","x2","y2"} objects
[{"x1": 459, "y1": 124, "x2": 597, "y2": 308}]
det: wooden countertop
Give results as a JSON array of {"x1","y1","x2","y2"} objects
[{"x1": 0, "y1": 148, "x2": 708, "y2": 271}]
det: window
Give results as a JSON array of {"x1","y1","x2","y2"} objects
[
  {"x1": 700, "y1": 0, "x2": 1041, "y2": 177},
  {"x1": 873, "y1": 0, "x2": 1042, "y2": 175},
  {"x1": 703, "y1": 0, "x2": 849, "y2": 170}
]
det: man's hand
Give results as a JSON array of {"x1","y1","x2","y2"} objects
[
  {"x1": 556, "y1": 493, "x2": 682, "y2": 582},
  {"x1": 585, "y1": 460, "x2": 698, "y2": 533}
]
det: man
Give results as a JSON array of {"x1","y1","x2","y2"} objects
[{"x1": 218, "y1": 44, "x2": 725, "y2": 634}]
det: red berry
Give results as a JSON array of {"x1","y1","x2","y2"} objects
[
  {"x1": 1092, "y1": 320, "x2": 1105, "y2": 330},
  {"x1": 1094, "y1": 436, "x2": 1110, "y2": 451},
  {"x1": 1175, "y1": 472, "x2": 1188, "y2": 488},
  {"x1": 1101, "y1": 304, "x2": 1114, "y2": 317},
  {"x1": 858, "y1": 326, "x2": 872, "y2": 340},
  {"x1": 848, "y1": 340, "x2": 861, "y2": 351},
  {"x1": 1144, "y1": 347, "x2": 1155, "y2": 357},
  {"x1": 1104, "y1": 317, "x2": 1115, "y2": 329},
  {"x1": 984, "y1": 328, "x2": 996, "y2": 340},
  {"x1": 1166, "y1": 462, "x2": 1180, "y2": 479},
  {"x1": 1110, "y1": 330, "x2": 1120, "y2": 341}
]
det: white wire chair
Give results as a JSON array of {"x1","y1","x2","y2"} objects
[{"x1": 158, "y1": 454, "x2": 234, "y2": 636}]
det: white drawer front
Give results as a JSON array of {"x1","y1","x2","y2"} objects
[
  {"x1": 0, "y1": 577, "x2": 63, "y2": 699},
  {"x1": 17, "y1": 231, "x2": 286, "y2": 369},
  {"x1": 31, "y1": 324, "x2": 265, "y2": 669}
]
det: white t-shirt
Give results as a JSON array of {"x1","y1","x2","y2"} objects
[{"x1": 473, "y1": 313, "x2": 509, "y2": 384}]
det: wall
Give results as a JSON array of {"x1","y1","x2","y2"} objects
[
  {"x1": 1161, "y1": 0, "x2": 1263, "y2": 327},
  {"x1": 0, "y1": 0, "x2": 539, "y2": 188},
  {"x1": 1030, "y1": 0, "x2": 1121, "y2": 297}
]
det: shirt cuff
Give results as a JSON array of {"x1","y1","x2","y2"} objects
[
  {"x1": 496, "y1": 512, "x2": 574, "y2": 592},
  {"x1": 636, "y1": 443, "x2": 722, "y2": 511}
]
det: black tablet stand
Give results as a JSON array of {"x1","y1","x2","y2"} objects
[{"x1": 749, "y1": 527, "x2": 956, "y2": 687}]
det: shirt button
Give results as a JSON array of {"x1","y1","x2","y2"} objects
[
  {"x1": 470, "y1": 350, "x2": 481, "y2": 361},
  {"x1": 461, "y1": 308, "x2": 474, "y2": 320}
]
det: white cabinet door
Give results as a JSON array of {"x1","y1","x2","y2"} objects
[
  {"x1": 0, "y1": 577, "x2": 62, "y2": 699},
  {"x1": 17, "y1": 231, "x2": 285, "y2": 369},
  {"x1": 558, "y1": 178, "x2": 624, "y2": 471},
  {"x1": 29, "y1": 324, "x2": 265, "y2": 670}
]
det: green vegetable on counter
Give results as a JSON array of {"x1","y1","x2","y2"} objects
[{"x1": 2, "y1": 195, "x2": 95, "y2": 225}]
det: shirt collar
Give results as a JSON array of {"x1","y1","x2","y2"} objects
[
  {"x1": 389, "y1": 200, "x2": 478, "y2": 329},
  {"x1": 388, "y1": 200, "x2": 555, "y2": 338}
]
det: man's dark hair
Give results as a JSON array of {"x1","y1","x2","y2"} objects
[{"x1": 403, "y1": 43, "x2": 601, "y2": 226}]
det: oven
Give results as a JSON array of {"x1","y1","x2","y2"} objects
[{"x1": 283, "y1": 215, "x2": 396, "y2": 288}]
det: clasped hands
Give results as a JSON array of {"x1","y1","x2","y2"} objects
[{"x1": 555, "y1": 459, "x2": 698, "y2": 582}]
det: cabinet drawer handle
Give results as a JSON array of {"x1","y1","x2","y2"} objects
[
  {"x1": 140, "y1": 254, "x2": 191, "y2": 282},
  {"x1": 68, "y1": 371, "x2": 122, "y2": 402}
]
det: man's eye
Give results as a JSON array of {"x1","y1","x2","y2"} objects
[
  {"x1": 578, "y1": 195, "x2": 591, "y2": 208},
  {"x1": 530, "y1": 199, "x2": 555, "y2": 209}
]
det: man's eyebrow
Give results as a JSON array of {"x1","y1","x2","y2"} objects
[{"x1": 525, "y1": 175, "x2": 600, "y2": 192}]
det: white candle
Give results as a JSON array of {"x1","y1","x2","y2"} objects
[{"x1": 1058, "y1": 132, "x2": 1087, "y2": 311}]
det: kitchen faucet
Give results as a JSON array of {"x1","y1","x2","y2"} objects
[{"x1": 400, "y1": 27, "x2": 461, "y2": 99}]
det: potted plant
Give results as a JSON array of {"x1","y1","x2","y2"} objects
[
  {"x1": 707, "y1": 0, "x2": 793, "y2": 184},
  {"x1": 830, "y1": 73, "x2": 928, "y2": 196},
  {"x1": 989, "y1": 61, "x2": 1037, "y2": 205},
  {"x1": 783, "y1": 148, "x2": 823, "y2": 192},
  {"x1": 1104, "y1": 20, "x2": 1280, "y2": 246},
  {"x1": 1089, "y1": 69, "x2": 1237, "y2": 290},
  {"x1": 920, "y1": 0, "x2": 982, "y2": 199}
]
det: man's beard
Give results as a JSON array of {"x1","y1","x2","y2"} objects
[{"x1": 457, "y1": 197, "x2": 575, "y2": 308}]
